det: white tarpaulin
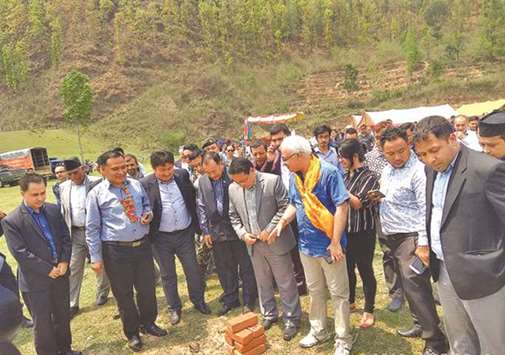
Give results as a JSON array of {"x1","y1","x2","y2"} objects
[{"x1": 358, "y1": 104, "x2": 458, "y2": 127}]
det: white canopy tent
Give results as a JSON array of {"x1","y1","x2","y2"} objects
[{"x1": 356, "y1": 104, "x2": 458, "y2": 127}]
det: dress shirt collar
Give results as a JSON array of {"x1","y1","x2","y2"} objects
[
  {"x1": 158, "y1": 177, "x2": 175, "y2": 185},
  {"x1": 441, "y1": 150, "x2": 459, "y2": 174},
  {"x1": 23, "y1": 201, "x2": 44, "y2": 215},
  {"x1": 392, "y1": 151, "x2": 417, "y2": 171},
  {"x1": 71, "y1": 176, "x2": 87, "y2": 187},
  {"x1": 103, "y1": 177, "x2": 131, "y2": 190}
]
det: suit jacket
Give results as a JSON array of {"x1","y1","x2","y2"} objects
[
  {"x1": 197, "y1": 172, "x2": 238, "y2": 243},
  {"x1": 59, "y1": 175, "x2": 102, "y2": 235},
  {"x1": 141, "y1": 170, "x2": 199, "y2": 239},
  {"x1": 229, "y1": 172, "x2": 295, "y2": 256},
  {"x1": 426, "y1": 145, "x2": 505, "y2": 300},
  {"x1": 1, "y1": 203, "x2": 72, "y2": 292}
]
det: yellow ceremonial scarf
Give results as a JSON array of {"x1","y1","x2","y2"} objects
[{"x1": 294, "y1": 156, "x2": 334, "y2": 239}]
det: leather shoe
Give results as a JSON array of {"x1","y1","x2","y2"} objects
[
  {"x1": 96, "y1": 294, "x2": 108, "y2": 306},
  {"x1": 127, "y1": 335, "x2": 142, "y2": 352},
  {"x1": 21, "y1": 316, "x2": 33, "y2": 328},
  {"x1": 282, "y1": 322, "x2": 299, "y2": 341},
  {"x1": 140, "y1": 323, "x2": 168, "y2": 337},
  {"x1": 194, "y1": 302, "x2": 212, "y2": 315},
  {"x1": 69, "y1": 306, "x2": 79, "y2": 320},
  {"x1": 422, "y1": 345, "x2": 444, "y2": 355},
  {"x1": 387, "y1": 297, "x2": 403, "y2": 312},
  {"x1": 217, "y1": 303, "x2": 240, "y2": 316},
  {"x1": 168, "y1": 309, "x2": 181, "y2": 325},
  {"x1": 262, "y1": 318, "x2": 278, "y2": 330},
  {"x1": 397, "y1": 325, "x2": 422, "y2": 338}
]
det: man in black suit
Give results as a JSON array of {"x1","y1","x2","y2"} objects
[
  {"x1": 414, "y1": 116, "x2": 505, "y2": 355},
  {"x1": 197, "y1": 152, "x2": 257, "y2": 316},
  {"x1": 1, "y1": 173, "x2": 81, "y2": 355},
  {"x1": 141, "y1": 150, "x2": 211, "y2": 326}
]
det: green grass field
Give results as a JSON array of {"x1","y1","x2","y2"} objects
[{"x1": 0, "y1": 181, "x2": 435, "y2": 355}]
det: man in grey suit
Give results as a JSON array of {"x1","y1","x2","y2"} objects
[
  {"x1": 59, "y1": 158, "x2": 110, "y2": 317},
  {"x1": 228, "y1": 158, "x2": 301, "y2": 341},
  {"x1": 414, "y1": 116, "x2": 505, "y2": 355}
]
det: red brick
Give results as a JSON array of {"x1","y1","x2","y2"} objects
[
  {"x1": 226, "y1": 312, "x2": 258, "y2": 333},
  {"x1": 235, "y1": 334, "x2": 266, "y2": 353},
  {"x1": 225, "y1": 331, "x2": 234, "y2": 346},
  {"x1": 231, "y1": 328, "x2": 255, "y2": 345},
  {"x1": 235, "y1": 343, "x2": 266, "y2": 355},
  {"x1": 247, "y1": 324, "x2": 265, "y2": 338}
]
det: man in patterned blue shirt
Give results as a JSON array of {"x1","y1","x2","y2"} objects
[{"x1": 371, "y1": 128, "x2": 447, "y2": 355}]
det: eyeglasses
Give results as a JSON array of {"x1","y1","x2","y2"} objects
[{"x1": 282, "y1": 153, "x2": 298, "y2": 162}]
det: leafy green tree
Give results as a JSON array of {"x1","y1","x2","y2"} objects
[
  {"x1": 478, "y1": 0, "x2": 505, "y2": 59},
  {"x1": 343, "y1": 64, "x2": 359, "y2": 92},
  {"x1": 60, "y1": 69, "x2": 93, "y2": 162},
  {"x1": 403, "y1": 28, "x2": 420, "y2": 78},
  {"x1": 50, "y1": 17, "x2": 63, "y2": 67},
  {"x1": 424, "y1": 0, "x2": 449, "y2": 39},
  {"x1": 1, "y1": 41, "x2": 29, "y2": 90}
]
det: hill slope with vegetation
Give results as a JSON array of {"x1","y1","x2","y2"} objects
[{"x1": 1, "y1": 0, "x2": 505, "y2": 151}]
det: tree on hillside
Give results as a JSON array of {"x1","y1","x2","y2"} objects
[
  {"x1": 403, "y1": 28, "x2": 420, "y2": 79},
  {"x1": 343, "y1": 64, "x2": 359, "y2": 92},
  {"x1": 60, "y1": 69, "x2": 93, "y2": 162},
  {"x1": 479, "y1": 0, "x2": 505, "y2": 60}
]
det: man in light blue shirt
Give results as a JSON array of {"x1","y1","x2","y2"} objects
[
  {"x1": 141, "y1": 150, "x2": 210, "y2": 326},
  {"x1": 372, "y1": 128, "x2": 447, "y2": 355},
  {"x1": 86, "y1": 150, "x2": 166, "y2": 352}
]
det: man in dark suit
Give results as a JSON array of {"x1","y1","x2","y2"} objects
[
  {"x1": 197, "y1": 152, "x2": 258, "y2": 316},
  {"x1": 1, "y1": 173, "x2": 81, "y2": 355},
  {"x1": 414, "y1": 116, "x2": 505, "y2": 355},
  {"x1": 141, "y1": 150, "x2": 211, "y2": 326}
]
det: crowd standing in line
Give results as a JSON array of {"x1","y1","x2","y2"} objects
[{"x1": 1, "y1": 110, "x2": 505, "y2": 355}]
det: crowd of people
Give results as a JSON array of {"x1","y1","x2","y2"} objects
[{"x1": 1, "y1": 110, "x2": 505, "y2": 355}]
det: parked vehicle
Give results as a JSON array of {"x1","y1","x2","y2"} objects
[
  {"x1": 0, "y1": 166, "x2": 26, "y2": 188},
  {"x1": 0, "y1": 147, "x2": 51, "y2": 177}
]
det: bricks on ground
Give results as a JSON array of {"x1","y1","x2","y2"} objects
[{"x1": 224, "y1": 312, "x2": 267, "y2": 354}]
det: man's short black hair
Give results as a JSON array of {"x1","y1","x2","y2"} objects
[
  {"x1": 20, "y1": 173, "x2": 46, "y2": 192},
  {"x1": 182, "y1": 144, "x2": 199, "y2": 152},
  {"x1": 380, "y1": 127, "x2": 409, "y2": 147},
  {"x1": 270, "y1": 124, "x2": 291, "y2": 136},
  {"x1": 188, "y1": 148, "x2": 204, "y2": 161},
  {"x1": 150, "y1": 150, "x2": 175, "y2": 169},
  {"x1": 345, "y1": 127, "x2": 358, "y2": 135},
  {"x1": 202, "y1": 151, "x2": 222, "y2": 165},
  {"x1": 313, "y1": 125, "x2": 332, "y2": 137},
  {"x1": 112, "y1": 147, "x2": 125, "y2": 155},
  {"x1": 97, "y1": 150, "x2": 124, "y2": 166},
  {"x1": 250, "y1": 140, "x2": 267, "y2": 150},
  {"x1": 413, "y1": 116, "x2": 455, "y2": 143},
  {"x1": 399, "y1": 122, "x2": 415, "y2": 131},
  {"x1": 468, "y1": 116, "x2": 479, "y2": 122},
  {"x1": 339, "y1": 139, "x2": 365, "y2": 162},
  {"x1": 228, "y1": 158, "x2": 254, "y2": 175}
]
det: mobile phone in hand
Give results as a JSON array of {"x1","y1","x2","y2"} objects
[
  {"x1": 367, "y1": 189, "x2": 385, "y2": 199},
  {"x1": 323, "y1": 255, "x2": 334, "y2": 264},
  {"x1": 409, "y1": 256, "x2": 427, "y2": 275}
]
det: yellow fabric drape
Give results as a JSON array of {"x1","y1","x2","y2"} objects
[{"x1": 294, "y1": 156, "x2": 334, "y2": 239}]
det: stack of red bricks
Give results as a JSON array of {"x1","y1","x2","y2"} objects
[{"x1": 225, "y1": 312, "x2": 266, "y2": 355}]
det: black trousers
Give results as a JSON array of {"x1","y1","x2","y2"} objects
[
  {"x1": 103, "y1": 241, "x2": 157, "y2": 339},
  {"x1": 375, "y1": 215, "x2": 403, "y2": 300},
  {"x1": 23, "y1": 275, "x2": 72, "y2": 355},
  {"x1": 383, "y1": 235, "x2": 445, "y2": 344},
  {"x1": 152, "y1": 227, "x2": 205, "y2": 310},
  {"x1": 212, "y1": 239, "x2": 257, "y2": 307},
  {"x1": 346, "y1": 230, "x2": 377, "y2": 313},
  {"x1": 289, "y1": 220, "x2": 306, "y2": 290}
]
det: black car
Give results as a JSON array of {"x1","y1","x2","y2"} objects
[{"x1": 0, "y1": 166, "x2": 26, "y2": 188}]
